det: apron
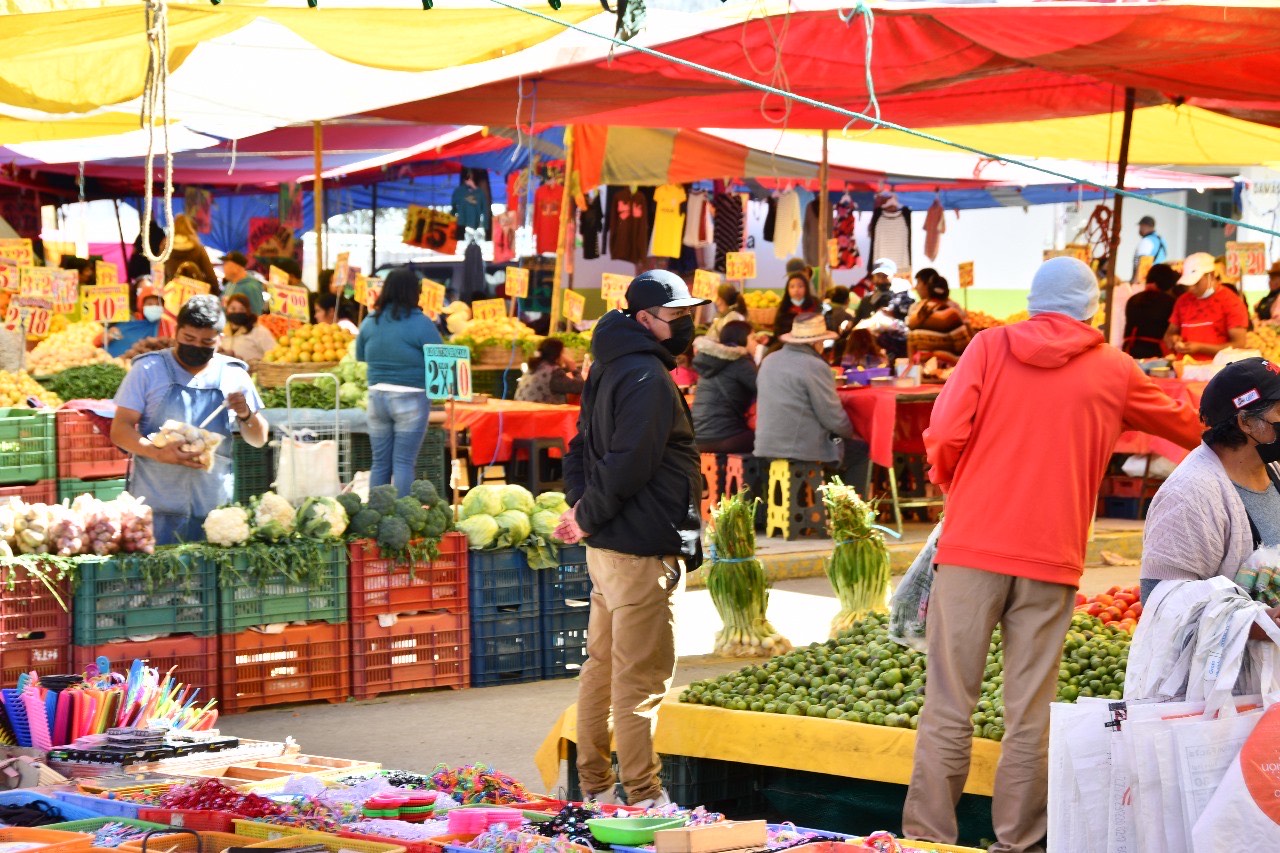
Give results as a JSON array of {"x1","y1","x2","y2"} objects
[{"x1": 128, "y1": 354, "x2": 235, "y2": 545}]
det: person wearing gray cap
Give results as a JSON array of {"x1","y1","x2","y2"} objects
[
  {"x1": 1132, "y1": 214, "x2": 1167, "y2": 279},
  {"x1": 558, "y1": 269, "x2": 710, "y2": 810}
]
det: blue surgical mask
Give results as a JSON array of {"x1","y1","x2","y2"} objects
[{"x1": 143, "y1": 305, "x2": 163, "y2": 322}]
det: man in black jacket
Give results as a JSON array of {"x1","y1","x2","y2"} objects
[{"x1": 558, "y1": 269, "x2": 708, "y2": 809}]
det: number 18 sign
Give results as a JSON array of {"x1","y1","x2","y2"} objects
[{"x1": 424, "y1": 344, "x2": 473, "y2": 402}]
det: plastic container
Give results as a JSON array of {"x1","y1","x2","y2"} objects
[
  {"x1": 247, "y1": 835, "x2": 406, "y2": 853},
  {"x1": 72, "y1": 634, "x2": 219, "y2": 703},
  {"x1": 72, "y1": 552, "x2": 218, "y2": 645},
  {"x1": 351, "y1": 611, "x2": 469, "y2": 699},
  {"x1": 57, "y1": 477, "x2": 127, "y2": 503},
  {"x1": 215, "y1": 543, "x2": 348, "y2": 632},
  {"x1": 0, "y1": 559, "x2": 71, "y2": 645},
  {"x1": 0, "y1": 478, "x2": 56, "y2": 504},
  {"x1": 467, "y1": 549, "x2": 538, "y2": 619},
  {"x1": 336, "y1": 831, "x2": 450, "y2": 853},
  {"x1": 232, "y1": 437, "x2": 275, "y2": 504},
  {"x1": 219, "y1": 621, "x2": 351, "y2": 714},
  {"x1": 541, "y1": 606, "x2": 589, "y2": 681},
  {"x1": 0, "y1": 790, "x2": 104, "y2": 822},
  {"x1": 347, "y1": 532, "x2": 468, "y2": 622},
  {"x1": 587, "y1": 818, "x2": 686, "y2": 846},
  {"x1": 50, "y1": 792, "x2": 147, "y2": 820},
  {"x1": 0, "y1": 408, "x2": 55, "y2": 485},
  {"x1": 0, "y1": 636, "x2": 70, "y2": 686},
  {"x1": 470, "y1": 612, "x2": 541, "y2": 688},
  {"x1": 118, "y1": 830, "x2": 252, "y2": 853},
  {"x1": 231, "y1": 822, "x2": 326, "y2": 842},
  {"x1": 132, "y1": 810, "x2": 242, "y2": 834},
  {"x1": 446, "y1": 809, "x2": 493, "y2": 836},
  {"x1": 535, "y1": 546, "x2": 590, "y2": 617},
  {"x1": 0, "y1": 827, "x2": 97, "y2": 853},
  {"x1": 348, "y1": 427, "x2": 446, "y2": 499},
  {"x1": 56, "y1": 409, "x2": 129, "y2": 480},
  {"x1": 45, "y1": 817, "x2": 170, "y2": 846},
  {"x1": 844, "y1": 367, "x2": 893, "y2": 387}
]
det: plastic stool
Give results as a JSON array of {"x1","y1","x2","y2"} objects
[
  {"x1": 511, "y1": 437, "x2": 566, "y2": 494},
  {"x1": 723, "y1": 454, "x2": 749, "y2": 497},
  {"x1": 764, "y1": 459, "x2": 827, "y2": 540},
  {"x1": 700, "y1": 453, "x2": 726, "y2": 521}
]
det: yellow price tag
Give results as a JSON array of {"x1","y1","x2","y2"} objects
[
  {"x1": 269, "y1": 282, "x2": 310, "y2": 322},
  {"x1": 333, "y1": 252, "x2": 350, "y2": 292},
  {"x1": 692, "y1": 270, "x2": 721, "y2": 301},
  {"x1": 562, "y1": 289, "x2": 586, "y2": 324},
  {"x1": 0, "y1": 238, "x2": 34, "y2": 267},
  {"x1": 601, "y1": 272, "x2": 633, "y2": 306},
  {"x1": 957, "y1": 261, "x2": 975, "y2": 290},
  {"x1": 95, "y1": 260, "x2": 118, "y2": 288},
  {"x1": 1228, "y1": 241, "x2": 1267, "y2": 277},
  {"x1": 268, "y1": 265, "x2": 290, "y2": 287},
  {"x1": 165, "y1": 276, "x2": 211, "y2": 316},
  {"x1": 420, "y1": 279, "x2": 446, "y2": 319},
  {"x1": 0, "y1": 263, "x2": 17, "y2": 294},
  {"x1": 19, "y1": 268, "x2": 54, "y2": 300},
  {"x1": 506, "y1": 267, "x2": 530, "y2": 299},
  {"x1": 826, "y1": 239, "x2": 840, "y2": 270},
  {"x1": 472, "y1": 298, "x2": 508, "y2": 322},
  {"x1": 354, "y1": 274, "x2": 368, "y2": 306},
  {"x1": 84, "y1": 284, "x2": 131, "y2": 324},
  {"x1": 726, "y1": 252, "x2": 757, "y2": 281}
]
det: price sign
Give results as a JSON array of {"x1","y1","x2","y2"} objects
[
  {"x1": 0, "y1": 238, "x2": 33, "y2": 267},
  {"x1": 562, "y1": 289, "x2": 586, "y2": 324},
  {"x1": 365, "y1": 277, "x2": 383, "y2": 309},
  {"x1": 0, "y1": 263, "x2": 17, "y2": 294},
  {"x1": 268, "y1": 265, "x2": 290, "y2": 288},
  {"x1": 95, "y1": 260, "x2": 118, "y2": 288},
  {"x1": 354, "y1": 274, "x2": 367, "y2": 306},
  {"x1": 505, "y1": 267, "x2": 530, "y2": 299},
  {"x1": 150, "y1": 261, "x2": 166, "y2": 290},
  {"x1": 1136, "y1": 255, "x2": 1154, "y2": 285},
  {"x1": 419, "y1": 279, "x2": 446, "y2": 319},
  {"x1": 84, "y1": 284, "x2": 130, "y2": 323},
  {"x1": 333, "y1": 252, "x2": 350, "y2": 292},
  {"x1": 24, "y1": 306, "x2": 51, "y2": 338},
  {"x1": 601, "y1": 273, "x2": 632, "y2": 309},
  {"x1": 53, "y1": 270, "x2": 77, "y2": 315},
  {"x1": 1228, "y1": 241, "x2": 1268, "y2": 278},
  {"x1": 826, "y1": 238, "x2": 840, "y2": 269},
  {"x1": 423, "y1": 344, "x2": 473, "y2": 402},
  {"x1": 472, "y1": 298, "x2": 508, "y2": 321},
  {"x1": 164, "y1": 276, "x2": 211, "y2": 316},
  {"x1": 1066, "y1": 244, "x2": 1091, "y2": 264},
  {"x1": 692, "y1": 270, "x2": 721, "y2": 301},
  {"x1": 269, "y1": 282, "x2": 310, "y2": 322},
  {"x1": 20, "y1": 267, "x2": 54, "y2": 300},
  {"x1": 957, "y1": 261, "x2": 975, "y2": 290},
  {"x1": 726, "y1": 252, "x2": 757, "y2": 281}
]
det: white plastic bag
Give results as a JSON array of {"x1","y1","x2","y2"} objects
[
  {"x1": 1048, "y1": 697, "x2": 1115, "y2": 853},
  {"x1": 1121, "y1": 453, "x2": 1176, "y2": 480},
  {"x1": 1193, "y1": 698, "x2": 1280, "y2": 851},
  {"x1": 889, "y1": 521, "x2": 940, "y2": 651},
  {"x1": 275, "y1": 430, "x2": 340, "y2": 503}
]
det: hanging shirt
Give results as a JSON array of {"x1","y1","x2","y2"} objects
[
  {"x1": 923, "y1": 198, "x2": 945, "y2": 261},
  {"x1": 608, "y1": 187, "x2": 650, "y2": 264},
  {"x1": 683, "y1": 192, "x2": 713, "y2": 248},
  {"x1": 871, "y1": 207, "x2": 911, "y2": 272},
  {"x1": 533, "y1": 183, "x2": 563, "y2": 254},
  {"x1": 493, "y1": 210, "x2": 518, "y2": 264},
  {"x1": 773, "y1": 190, "x2": 802, "y2": 259},
  {"x1": 1169, "y1": 288, "x2": 1249, "y2": 361},
  {"x1": 507, "y1": 170, "x2": 530, "y2": 223},
  {"x1": 651, "y1": 184, "x2": 687, "y2": 258},
  {"x1": 712, "y1": 192, "x2": 745, "y2": 273},
  {"x1": 580, "y1": 193, "x2": 603, "y2": 260},
  {"x1": 832, "y1": 199, "x2": 860, "y2": 270},
  {"x1": 452, "y1": 182, "x2": 490, "y2": 231}
]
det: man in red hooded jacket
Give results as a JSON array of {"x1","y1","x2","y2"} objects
[{"x1": 902, "y1": 257, "x2": 1203, "y2": 853}]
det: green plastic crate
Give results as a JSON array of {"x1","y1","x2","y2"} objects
[
  {"x1": 72, "y1": 551, "x2": 218, "y2": 645},
  {"x1": 348, "y1": 426, "x2": 446, "y2": 497},
  {"x1": 57, "y1": 477, "x2": 127, "y2": 503},
  {"x1": 233, "y1": 436, "x2": 275, "y2": 503},
  {"x1": 471, "y1": 368, "x2": 521, "y2": 400},
  {"x1": 45, "y1": 817, "x2": 169, "y2": 839},
  {"x1": 0, "y1": 408, "x2": 54, "y2": 485},
  {"x1": 214, "y1": 542, "x2": 348, "y2": 631}
]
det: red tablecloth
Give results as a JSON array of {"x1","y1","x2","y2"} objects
[
  {"x1": 1114, "y1": 378, "x2": 1207, "y2": 464},
  {"x1": 837, "y1": 386, "x2": 941, "y2": 468},
  {"x1": 446, "y1": 400, "x2": 580, "y2": 464}
]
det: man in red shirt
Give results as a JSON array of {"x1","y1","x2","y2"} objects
[{"x1": 1164, "y1": 251, "x2": 1248, "y2": 361}]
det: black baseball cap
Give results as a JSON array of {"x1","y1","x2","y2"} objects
[
  {"x1": 1200, "y1": 357, "x2": 1280, "y2": 427},
  {"x1": 224, "y1": 251, "x2": 248, "y2": 267},
  {"x1": 624, "y1": 269, "x2": 710, "y2": 314}
]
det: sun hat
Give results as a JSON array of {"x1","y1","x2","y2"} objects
[{"x1": 781, "y1": 313, "x2": 838, "y2": 344}]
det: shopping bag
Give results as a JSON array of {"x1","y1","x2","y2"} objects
[
  {"x1": 1174, "y1": 702, "x2": 1265, "y2": 847},
  {"x1": 1048, "y1": 697, "x2": 1115, "y2": 853},
  {"x1": 888, "y1": 521, "x2": 940, "y2": 652},
  {"x1": 1192, "y1": 699, "x2": 1280, "y2": 851},
  {"x1": 275, "y1": 429, "x2": 341, "y2": 503}
]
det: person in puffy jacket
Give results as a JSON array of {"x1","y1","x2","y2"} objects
[
  {"x1": 559, "y1": 270, "x2": 709, "y2": 811},
  {"x1": 903, "y1": 257, "x2": 1202, "y2": 853},
  {"x1": 691, "y1": 321, "x2": 756, "y2": 453}
]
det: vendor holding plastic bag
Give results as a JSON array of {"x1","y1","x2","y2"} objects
[
  {"x1": 1142, "y1": 358, "x2": 1280, "y2": 618},
  {"x1": 111, "y1": 295, "x2": 267, "y2": 544}
]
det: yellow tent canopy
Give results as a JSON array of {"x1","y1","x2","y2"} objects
[{"x1": 0, "y1": 112, "x2": 151, "y2": 145}]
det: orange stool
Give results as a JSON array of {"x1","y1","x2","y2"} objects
[{"x1": 700, "y1": 453, "x2": 726, "y2": 521}]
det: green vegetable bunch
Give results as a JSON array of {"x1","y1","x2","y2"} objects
[
  {"x1": 260, "y1": 382, "x2": 339, "y2": 410},
  {"x1": 819, "y1": 477, "x2": 891, "y2": 638},
  {"x1": 703, "y1": 490, "x2": 791, "y2": 657},
  {"x1": 39, "y1": 363, "x2": 127, "y2": 401},
  {"x1": 341, "y1": 480, "x2": 453, "y2": 567},
  {"x1": 456, "y1": 486, "x2": 572, "y2": 569}
]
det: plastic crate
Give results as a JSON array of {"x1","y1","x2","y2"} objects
[
  {"x1": 248, "y1": 835, "x2": 406, "y2": 853},
  {"x1": 215, "y1": 543, "x2": 348, "y2": 632},
  {"x1": 0, "y1": 559, "x2": 71, "y2": 644},
  {"x1": 233, "y1": 437, "x2": 275, "y2": 504},
  {"x1": 72, "y1": 553, "x2": 217, "y2": 645},
  {"x1": 0, "y1": 478, "x2": 56, "y2": 504},
  {"x1": 348, "y1": 532, "x2": 467, "y2": 621},
  {"x1": 51, "y1": 791, "x2": 146, "y2": 820},
  {"x1": 470, "y1": 612, "x2": 541, "y2": 687},
  {"x1": 0, "y1": 636, "x2": 70, "y2": 685},
  {"x1": 132, "y1": 811, "x2": 241, "y2": 834},
  {"x1": 0, "y1": 790, "x2": 105, "y2": 822},
  {"x1": 0, "y1": 827, "x2": 95, "y2": 853},
  {"x1": 1100, "y1": 496, "x2": 1150, "y2": 520},
  {"x1": 231, "y1": 822, "x2": 325, "y2": 842},
  {"x1": 56, "y1": 409, "x2": 129, "y2": 481},
  {"x1": 119, "y1": 829, "x2": 251, "y2": 853},
  {"x1": 45, "y1": 817, "x2": 170, "y2": 843},
  {"x1": 541, "y1": 606, "x2": 589, "y2": 681},
  {"x1": 72, "y1": 634, "x2": 219, "y2": 703},
  {"x1": 0, "y1": 408, "x2": 55, "y2": 485},
  {"x1": 467, "y1": 548, "x2": 538, "y2": 619},
  {"x1": 536, "y1": 546, "x2": 590, "y2": 616},
  {"x1": 348, "y1": 427, "x2": 447, "y2": 499},
  {"x1": 219, "y1": 621, "x2": 351, "y2": 714},
  {"x1": 351, "y1": 611, "x2": 469, "y2": 699},
  {"x1": 1106, "y1": 475, "x2": 1160, "y2": 499},
  {"x1": 57, "y1": 477, "x2": 128, "y2": 503}
]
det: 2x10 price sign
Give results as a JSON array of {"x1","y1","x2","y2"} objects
[{"x1": 423, "y1": 344, "x2": 473, "y2": 402}]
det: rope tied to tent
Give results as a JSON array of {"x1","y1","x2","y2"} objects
[
  {"x1": 141, "y1": 0, "x2": 175, "y2": 265},
  {"x1": 838, "y1": 0, "x2": 879, "y2": 136}
]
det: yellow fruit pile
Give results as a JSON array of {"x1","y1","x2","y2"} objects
[
  {"x1": 0, "y1": 370, "x2": 61, "y2": 409},
  {"x1": 1004, "y1": 310, "x2": 1030, "y2": 325},
  {"x1": 27, "y1": 322, "x2": 115, "y2": 375},
  {"x1": 966, "y1": 310, "x2": 1004, "y2": 331},
  {"x1": 743, "y1": 290, "x2": 782, "y2": 308},
  {"x1": 263, "y1": 324, "x2": 354, "y2": 364},
  {"x1": 451, "y1": 316, "x2": 538, "y2": 345},
  {"x1": 1248, "y1": 325, "x2": 1280, "y2": 363}
]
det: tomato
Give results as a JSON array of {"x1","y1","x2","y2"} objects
[
  {"x1": 1086, "y1": 603, "x2": 1104, "y2": 617},
  {"x1": 1122, "y1": 610, "x2": 1137, "y2": 621},
  {"x1": 1131, "y1": 601, "x2": 1142, "y2": 617},
  {"x1": 1096, "y1": 594, "x2": 1115, "y2": 607},
  {"x1": 1104, "y1": 606, "x2": 1124, "y2": 622},
  {"x1": 1075, "y1": 593, "x2": 1088, "y2": 607},
  {"x1": 1107, "y1": 585, "x2": 1123, "y2": 596}
]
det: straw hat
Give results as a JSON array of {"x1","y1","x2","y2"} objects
[{"x1": 781, "y1": 313, "x2": 837, "y2": 344}]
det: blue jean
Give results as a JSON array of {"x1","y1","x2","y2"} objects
[{"x1": 367, "y1": 389, "x2": 430, "y2": 497}]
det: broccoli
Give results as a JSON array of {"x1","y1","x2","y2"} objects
[
  {"x1": 367, "y1": 484, "x2": 399, "y2": 515},
  {"x1": 377, "y1": 515, "x2": 412, "y2": 555},
  {"x1": 423, "y1": 506, "x2": 448, "y2": 538},
  {"x1": 410, "y1": 479, "x2": 439, "y2": 506},
  {"x1": 335, "y1": 492, "x2": 363, "y2": 521},
  {"x1": 349, "y1": 508, "x2": 382, "y2": 539},
  {"x1": 393, "y1": 495, "x2": 429, "y2": 537}
]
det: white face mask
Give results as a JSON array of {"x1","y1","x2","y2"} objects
[
  {"x1": 1199, "y1": 285, "x2": 1215, "y2": 300},
  {"x1": 143, "y1": 305, "x2": 163, "y2": 322},
  {"x1": 790, "y1": 297, "x2": 805, "y2": 307}
]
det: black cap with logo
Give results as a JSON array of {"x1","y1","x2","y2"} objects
[
  {"x1": 1200, "y1": 357, "x2": 1280, "y2": 427},
  {"x1": 624, "y1": 269, "x2": 710, "y2": 315}
]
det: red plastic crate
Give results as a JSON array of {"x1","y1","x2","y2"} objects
[
  {"x1": 0, "y1": 637, "x2": 69, "y2": 684},
  {"x1": 0, "y1": 560, "x2": 71, "y2": 644},
  {"x1": 351, "y1": 611, "x2": 469, "y2": 699},
  {"x1": 0, "y1": 480, "x2": 56, "y2": 504},
  {"x1": 135, "y1": 809, "x2": 242, "y2": 832},
  {"x1": 1107, "y1": 476, "x2": 1160, "y2": 499},
  {"x1": 72, "y1": 635, "x2": 219, "y2": 703},
  {"x1": 337, "y1": 831, "x2": 453, "y2": 853},
  {"x1": 348, "y1": 532, "x2": 468, "y2": 621},
  {"x1": 219, "y1": 622, "x2": 350, "y2": 714},
  {"x1": 56, "y1": 410, "x2": 130, "y2": 480}
]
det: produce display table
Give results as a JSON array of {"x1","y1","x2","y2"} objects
[
  {"x1": 446, "y1": 400, "x2": 580, "y2": 464},
  {"x1": 1114, "y1": 377, "x2": 1208, "y2": 464},
  {"x1": 837, "y1": 387, "x2": 941, "y2": 469},
  {"x1": 535, "y1": 693, "x2": 1000, "y2": 796}
]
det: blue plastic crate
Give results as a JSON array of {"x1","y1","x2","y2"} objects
[
  {"x1": 1, "y1": 687, "x2": 31, "y2": 747},
  {"x1": 536, "y1": 546, "x2": 590, "y2": 617},
  {"x1": 471, "y1": 612, "x2": 541, "y2": 687},
  {"x1": 0, "y1": 789, "x2": 104, "y2": 821},
  {"x1": 468, "y1": 548, "x2": 539, "y2": 619},
  {"x1": 51, "y1": 790, "x2": 146, "y2": 819},
  {"x1": 541, "y1": 606, "x2": 589, "y2": 680}
]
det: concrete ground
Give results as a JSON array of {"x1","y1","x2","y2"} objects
[{"x1": 221, "y1": 550, "x2": 1139, "y2": 796}]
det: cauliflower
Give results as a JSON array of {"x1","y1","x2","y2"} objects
[
  {"x1": 204, "y1": 506, "x2": 252, "y2": 547},
  {"x1": 499, "y1": 485, "x2": 535, "y2": 515},
  {"x1": 253, "y1": 491, "x2": 295, "y2": 542},
  {"x1": 296, "y1": 497, "x2": 348, "y2": 539}
]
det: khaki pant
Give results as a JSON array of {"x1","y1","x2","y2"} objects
[
  {"x1": 576, "y1": 546, "x2": 682, "y2": 803},
  {"x1": 902, "y1": 564, "x2": 1075, "y2": 853}
]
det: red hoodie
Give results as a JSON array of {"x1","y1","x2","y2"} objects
[{"x1": 925, "y1": 313, "x2": 1202, "y2": 588}]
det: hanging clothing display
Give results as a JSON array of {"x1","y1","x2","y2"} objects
[
  {"x1": 869, "y1": 205, "x2": 912, "y2": 273},
  {"x1": 493, "y1": 209, "x2": 518, "y2": 264},
  {"x1": 507, "y1": 170, "x2": 530, "y2": 223},
  {"x1": 772, "y1": 189, "x2": 802, "y2": 259},
  {"x1": 802, "y1": 198, "x2": 832, "y2": 268},
  {"x1": 832, "y1": 198, "x2": 860, "y2": 270},
  {"x1": 452, "y1": 174, "x2": 490, "y2": 232},
  {"x1": 579, "y1": 192, "x2": 603, "y2": 260},
  {"x1": 460, "y1": 237, "x2": 486, "y2": 302},
  {"x1": 923, "y1": 197, "x2": 946, "y2": 261},
  {"x1": 651, "y1": 184, "x2": 687, "y2": 259},
  {"x1": 683, "y1": 191, "x2": 714, "y2": 250},
  {"x1": 712, "y1": 192, "x2": 745, "y2": 274},
  {"x1": 608, "y1": 186, "x2": 650, "y2": 265},
  {"x1": 533, "y1": 182, "x2": 563, "y2": 255},
  {"x1": 763, "y1": 197, "x2": 777, "y2": 243}
]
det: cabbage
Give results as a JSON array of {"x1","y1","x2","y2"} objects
[
  {"x1": 456, "y1": 514, "x2": 500, "y2": 549},
  {"x1": 535, "y1": 491, "x2": 567, "y2": 511},
  {"x1": 530, "y1": 509, "x2": 562, "y2": 543},
  {"x1": 461, "y1": 485, "x2": 503, "y2": 519},
  {"x1": 500, "y1": 485, "x2": 536, "y2": 514},
  {"x1": 495, "y1": 509, "x2": 532, "y2": 547}
]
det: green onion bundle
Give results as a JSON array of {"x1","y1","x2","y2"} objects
[
  {"x1": 703, "y1": 490, "x2": 792, "y2": 657},
  {"x1": 820, "y1": 477, "x2": 891, "y2": 638}
]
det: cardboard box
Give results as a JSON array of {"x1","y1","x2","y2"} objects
[{"x1": 654, "y1": 821, "x2": 769, "y2": 853}]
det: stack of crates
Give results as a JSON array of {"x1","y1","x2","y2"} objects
[
  {"x1": 538, "y1": 546, "x2": 590, "y2": 680},
  {"x1": 0, "y1": 559, "x2": 71, "y2": 688},
  {"x1": 0, "y1": 408, "x2": 56, "y2": 505},
  {"x1": 54, "y1": 410, "x2": 130, "y2": 503},
  {"x1": 348, "y1": 426, "x2": 447, "y2": 498},
  {"x1": 231, "y1": 436, "x2": 275, "y2": 504},
  {"x1": 347, "y1": 532, "x2": 469, "y2": 699}
]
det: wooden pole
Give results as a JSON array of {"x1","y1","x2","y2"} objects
[
  {"x1": 370, "y1": 181, "x2": 378, "y2": 275},
  {"x1": 818, "y1": 129, "x2": 831, "y2": 291},
  {"x1": 549, "y1": 126, "x2": 576, "y2": 334},
  {"x1": 313, "y1": 121, "x2": 325, "y2": 278},
  {"x1": 1103, "y1": 87, "x2": 1135, "y2": 339}
]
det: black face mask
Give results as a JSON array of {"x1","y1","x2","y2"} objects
[
  {"x1": 226, "y1": 312, "x2": 251, "y2": 329},
  {"x1": 1257, "y1": 419, "x2": 1280, "y2": 464},
  {"x1": 177, "y1": 343, "x2": 216, "y2": 368},
  {"x1": 656, "y1": 314, "x2": 695, "y2": 356}
]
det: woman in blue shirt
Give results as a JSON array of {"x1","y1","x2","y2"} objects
[{"x1": 356, "y1": 268, "x2": 443, "y2": 496}]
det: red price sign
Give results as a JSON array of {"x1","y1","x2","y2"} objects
[
  {"x1": 472, "y1": 298, "x2": 508, "y2": 321},
  {"x1": 269, "y1": 282, "x2": 310, "y2": 321},
  {"x1": 85, "y1": 284, "x2": 130, "y2": 323},
  {"x1": 419, "y1": 279, "x2": 446, "y2": 319},
  {"x1": 505, "y1": 267, "x2": 530, "y2": 299},
  {"x1": 1228, "y1": 241, "x2": 1268, "y2": 278},
  {"x1": 726, "y1": 252, "x2": 757, "y2": 281},
  {"x1": 0, "y1": 263, "x2": 16, "y2": 294},
  {"x1": 562, "y1": 289, "x2": 586, "y2": 324},
  {"x1": 692, "y1": 270, "x2": 721, "y2": 301},
  {"x1": 958, "y1": 261, "x2": 975, "y2": 289}
]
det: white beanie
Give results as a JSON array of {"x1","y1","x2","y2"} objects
[{"x1": 1027, "y1": 257, "x2": 1100, "y2": 322}]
